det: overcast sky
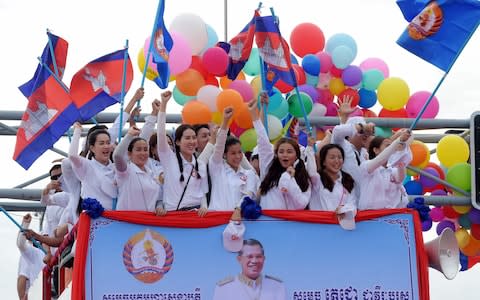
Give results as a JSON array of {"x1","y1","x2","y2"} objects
[{"x1": 0, "y1": 0, "x2": 479, "y2": 299}]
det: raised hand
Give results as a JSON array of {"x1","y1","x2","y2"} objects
[
  {"x1": 132, "y1": 87, "x2": 145, "y2": 102},
  {"x1": 247, "y1": 98, "x2": 259, "y2": 121},
  {"x1": 221, "y1": 106, "x2": 234, "y2": 129},
  {"x1": 127, "y1": 126, "x2": 141, "y2": 137}
]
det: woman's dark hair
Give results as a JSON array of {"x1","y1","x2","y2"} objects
[
  {"x1": 193, "y1": 124, "x2": 209, "y2": 134},
  {"x1": 128, "y1": 137, "x2": 147, "y2": 152},
  {"x1": 149, "y1": 133, "x2": 158, "y2": 160},
  {"x1": 224, "y1": 136, "x2": 241, "y2": 154},
  {"x1": 87, "y1": 129, "x2": 111, "y2": 160},
  {"x1": 259, "y1": 138, "x2": 310, "y2": 195},
  {"x1": 174, "y1": 124, "x2": 200, "y2": 182},
  {"x1": 318, "y1": 144, "x2": 354, "y2": 193},
  {"x1": 80, "y1": 125, "x2": 108, "y2": 157},
  {"x1": 368, "y1": 136, "x2": 387, "y2": 159}
]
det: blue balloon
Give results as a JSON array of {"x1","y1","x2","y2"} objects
[
  {"x1": 301, "y1": 54, "x2": 321, "y2": 76},
  {"x1": 358, "y1": 88, "x2": 377, "y2": 108},
  {"x1": 266, "y1": 88, "x2": 284, "y2": 112},
  {"x1": 200, "y1": 24, "x2": 219, "y2": 54},
  {"x1": 404, "y1": 180, "x2": 424, "y2": 196},
  {"x1": 331, "y1": 46, "x2": 354, "y2": 69},
  {"x1": 326, "y1": 33, "x2": 357, "y2": 57}
]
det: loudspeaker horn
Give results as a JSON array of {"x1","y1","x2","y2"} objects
[{"x1": 425, "y1": 227, "x2": 459, "y2": 280}]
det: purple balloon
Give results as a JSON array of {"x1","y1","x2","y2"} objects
[
  {"x1": 422, "y1": 219, "x2": 433, "y2": 231},
  {"x1": 431, "y1": 189, "x2": 447, "y2": 196},
  {"x1": 341, "y1": 65, "x2": 363, "y2": 86},
  {"x1": 430, "y1": 207, "x2": 444, "y2": 222},
  {"x1": 419, "y1": 167, "x2": 440, "y2": 189},
  {"x1": 469, "y1": 208, "x2": 480, "y2": 224},
  {"x1": 436, "y1": 220, "x2": 455, "y2": 235},
  {"x1": 298, "y1": 84, "x2": 319, "y2": 103}
]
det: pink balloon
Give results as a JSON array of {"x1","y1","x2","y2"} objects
[
  {"x1": 169, "y1": 32, "x2": 193, "y2": 75},
  {"x1": 229, "y1": 80, "x2": 254, "y2": 102},
  {"x1": 325, "y1": 102, "x2": 339, "y2": 116},
  {"x1": 202, "y1": 46, "x2": 229, "y2": 76},
  {"x1": 315, "y1": 51, "x2": 333, "y2": 74},
  {"x1": 359, "y1": 57, "x2": 389, "y2": 78},
  {"x1": 430, "y1": 207, "x2": 445, "y2": 222},
  {"x1": 406, "y1": 91, "x2": 439, "y2": 119}
]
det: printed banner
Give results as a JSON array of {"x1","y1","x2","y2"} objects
[{"x1": 76, "y1": 210, "x2": 427, "y2": 300}]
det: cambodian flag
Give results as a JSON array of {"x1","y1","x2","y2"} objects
[
  {"x1": 69, "y1": 49, "x2": 133, "y2": 121},
  {"x1": 19, "y1": 32, "x2": 68, "y2": 98},
  {"x1": 14, "y1": 63, "x2": 79, "y2": 170},
  {"x1": 226, "y1": 10, "x2": 259, "y2": 80},
  {"x1": 255, "y1": 15, "x2": 297, "y2": 94},
  {"x1": 150, "y1": 0, "x2": 173, "y2": 88},
  {"x1": 396, "y1": 0, "x2": 480, "y2": 71}
]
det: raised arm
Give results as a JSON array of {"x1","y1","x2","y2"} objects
[
  {"x1": 140, "y1": 99, "x2": 160, "y2": 140},
  {"x1": 198, "y1": 125, "x2": 218, "y2": 164},
  {"x1": 68, "y1": 122, "x2": 84, "y2": 169},
  {"x1": 156, "y1": 91, "x2": 173, "y2": 153},
  {"x1": 113, "y1": 126, "x2": 141, "y2": 172},
  {"x1": 249, "y1": 95, "x2": 274, "y2": 179},
  {"x1": 211, "y1": 107, "x2": 234, "y2": 164},
  {"x1": 364, "y1": 130, "x2": 411, "y2": 174},
  {"x1": 109, "y1": 88, "x2": 145, "y2": 143},
  {"x1": 17, "y1": 214, "x2": 31, "y2": 251}
]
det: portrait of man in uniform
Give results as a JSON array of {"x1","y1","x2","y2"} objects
[{"x1": 213, "y1": 238, "x2": 286, "y2": 300}]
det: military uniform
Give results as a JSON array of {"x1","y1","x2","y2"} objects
[{"x1": 213, "y1": 273, "x2": 286, "y2": 300}]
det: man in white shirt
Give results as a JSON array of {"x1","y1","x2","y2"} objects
[{"x1": 213, "y1": 239, "x2": 286, "y2": 300}]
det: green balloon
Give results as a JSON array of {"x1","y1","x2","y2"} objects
[
  {"x1": 446, "y1": 162, "x2": 471, "y2": 191},
  {"x1": 173, "y1": 85, "x2": 195, "y2": 106},
  {"x1": 362, "y1": 69, "x2": 384, "y2": 91},
  {"x1": 269, "y1": 98, "x2": 289, "y2": 119},
  {"x1": 287, "y1": 92, "x2": 313, "y2": 118},
  {"x1": 239, "y1": 128, "x2": 257, "y2": 152},
  {"x1": 243, "y1": 48, "x2": 260, "y2": 76},
  {"x1": 375, "y1": 126, "x2": 392, "y2": 138}
]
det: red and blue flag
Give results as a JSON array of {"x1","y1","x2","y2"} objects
[
  {"x1": 396, "y1": 0, "x2": 480, "y2": 71},
  {"x1": 69, "y1": 49, "x2": 133, "y2": 121},
  {"x1": 14, "y1": 62, "x2": 79, "y2": 170},
  {"x1": 19, "y1": 32, "x2": 68, "y2": 98},
  {"x1": 255, "y1": 15, "x2": 297, "y2": 95},
  {"x1": 149, "y1": 0, "x2": 173, "y2": 88},
  {"x1": 226, "y1": 10, "x2": 259, "y2": 80}
]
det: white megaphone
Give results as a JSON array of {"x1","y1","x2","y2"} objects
[{"x1": 424, "y1": 227, "x2": 459, "y2": 280}]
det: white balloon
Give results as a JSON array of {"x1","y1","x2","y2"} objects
[
  {"x1": 267, "y1": 115, "x2": 283, "y2": 141},
  {"x1": 197, "y1": 85, "x2": 221, "y2": 112},
  {"x1": 309, "y1": 103, "x2": 327, "y2": 118},
  {"x1": 170, "y1": 14, "x2": 208, "y2": 55}
]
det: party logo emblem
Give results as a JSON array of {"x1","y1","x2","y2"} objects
[
  {"x1": 407, "y1": 1, "x2": 443, "y2": 40},
  {"x1": 122, "y1": 228, "x2": 174, "y2": 283}
]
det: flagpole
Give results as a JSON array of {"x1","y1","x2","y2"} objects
[
  {"x1": 140, "y1": 0, "x2": 163, "y2": 90},
  {"x1": 409, "y1": 23, "x2": 479, "y2": 131},
  {"x1": 224, "y1": 0, "x2": 228, "y2": 41},
  {"x1": 118, "y1": 39, "x2": 130, "y2": 143},
  {"x1": 46, "y1": 29, "x2": 60, "y2": 78},
  {"x1": 270, "y1": 7, "x2": 313, "y2": 138},
  {"x1": 255, "y1": 3, "x2": 269, "y2": 136},
  {"x1": 37, "y1": 57, "x2": 69, "y2": 93},
  {"x1": 0, "y1": 207, "x2": 47, "y2": 254}
]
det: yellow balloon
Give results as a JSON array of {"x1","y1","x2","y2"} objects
[
  {"x1": 453, "y1": 205, "x2": 472, "y2": 214},
  {"x1": 211, "y1": 111, "x2": 223, "y2": 125},
  {"x1": 250, "y1": 76, "x2": 262, "y2": 99},
  {"x1": 137, "y1": 47, "x2": 158, "y2": 81},
  {"x1": 329, "y1": 78, "x2": 345, "y2": 96},
  {"x1": 437, "y1": 135, "x2": 469, "y2": 168},
  {"x1": 455, "y1": 228, "x2": 471, "y2": 249},
  {"x1": 377, "y1": 77, "x2": 410, "y2": 111}
]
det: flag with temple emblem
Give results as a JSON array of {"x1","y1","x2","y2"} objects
[
  {"x1": 69, "y1": 49, "x2": 133, "y2": 121},
  {"x1": 226, "y1": 10, "x2": 258, "y2": 80},
  {"x1": 15, "y1": 58, "x2": 79, "y2": 169},
  {"x1": 396, "y1": 0, "x2": 480, "y2": 71},
  {"x1": 255, "y1": 14, "x2": 297, "y2": 95},
  {"x1": 149, "y1": 0, "x2": 173, "y2": 88},
  {"x1": 19, "y1": 32, "x2": 68, "y2": 98}
]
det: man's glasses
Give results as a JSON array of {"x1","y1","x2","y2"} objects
[{"x1": 50, "y1": 174, "x2": 62, "y2": 181}]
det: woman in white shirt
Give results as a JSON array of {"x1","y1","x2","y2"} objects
[
  {"x1": 68, "y1": 123, "x2": 117, "y2": 210},
  {"x1": 156, "y1": 91, "x2": 208, "y2": 216},
  {"x1": 309, "y1": 143, "x2": 358, "y2": 219},
  {"x1": 113, "y1": 126, "x2": 161, "y2": 212},
  {"x1": 248, "y1": 96, "x2": 311, "y2": 210},
  {"x1": 208, "y1": 107, "x2": 260, "y2": 211},
  {"x1": 358, "y1": 129, "x2": 412, "y2": 210}
]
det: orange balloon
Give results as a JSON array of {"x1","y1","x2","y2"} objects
[
  {"x1": 182, "y1": 101, "x2": 212, "y2": 125},
  {"x1": 461, "y1": 235, "x2": 480, "y2": 257},
  {"x1": 220, "y1": 72, "x2": 245, "y2": 89},
  {"x1": 409, "y1": 140, "x2": 429, "y2": 167},
  {"x1": 216, "y1": 89, "x2": 244, "y2": 117},
  {"x1": 176, "y1": 69, "x2": 205, "y2": 96},
  {"x1": 234, "y1": 104, "x2": 253, "y2": 129}
]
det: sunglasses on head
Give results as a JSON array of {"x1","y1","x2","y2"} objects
[
  {"x1": 357, "y1": 124, "x2": 375, "y2": 137},
  {"x1": 50, "y1": 174, "x2": 62, "y2": 181}
]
